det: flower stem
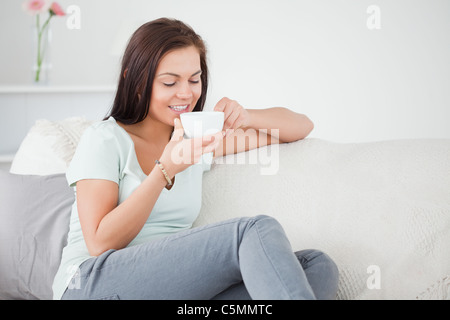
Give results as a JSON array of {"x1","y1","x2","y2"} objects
[
  {"x1": 35, "y1": 13, "x2": 53, "y2": 82},
  {"x1": 35, "y1": 15, "x2": 41, "y2": 82}
]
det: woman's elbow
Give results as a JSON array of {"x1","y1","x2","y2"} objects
[
  {"x1": 295, "y1": 114, "x2": 314, "y2": 141},
  {"x1": 87, "y1": 242, "x2": 106, "y2": 257},
  {"x1": 86, "y1": 238, "x2": 115, "y2": 257},
  {"x1": 303, "y1": 115, "x2": 314, "y2": 137}
]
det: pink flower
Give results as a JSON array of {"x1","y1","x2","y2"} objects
[
  {"x1": 50, "y1": 2, "x2": 65, "y2": 16},
  {"x1": 22, "y1": 0, "x2": 51, "y2": 15}
]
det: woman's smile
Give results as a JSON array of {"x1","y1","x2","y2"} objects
[{"x1": 168, "y1": 104, "x2": 190, "y2": 114}]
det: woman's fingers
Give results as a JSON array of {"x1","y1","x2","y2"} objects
[
  {"x1": 214, "y1": 97, "x2": 250, "y2": 131},
  {"x1": 171, "y1": 118, "x2": 184, "y2": 141}
]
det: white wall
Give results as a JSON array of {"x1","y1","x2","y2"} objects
[{"x1": 1, "y1": 0, "x2": 449, "y2": 144}]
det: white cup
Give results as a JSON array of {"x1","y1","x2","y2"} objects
[
  {"x1": 180, "y1": 111, "x2": 224, "y2": 138},
  {"x1": 180, "y1": 111, "x2": 224, "y2": 166}
]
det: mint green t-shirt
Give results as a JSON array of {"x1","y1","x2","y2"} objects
[{"x1": 52, "y1": 117, "x2": 210, "y2": 300}]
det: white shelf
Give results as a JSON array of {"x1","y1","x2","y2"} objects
[
  {"x1": 0, "y1": 153, "x2": 15, "y2": 163},
  {"x1": 0, "y1": 85, "x2": 116, "y2": 94}
]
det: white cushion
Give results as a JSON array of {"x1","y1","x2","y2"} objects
[{"x1": 10, "y1": 117, "x2": 93, "y2": 175}]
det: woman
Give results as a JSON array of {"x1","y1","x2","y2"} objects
[{"x1": 53, "y1": 18, "x2": 339, "y2": 300}]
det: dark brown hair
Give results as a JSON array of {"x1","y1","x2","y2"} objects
[{"x1": 105, "y1": 18, "x2": 208, "y2": 124}]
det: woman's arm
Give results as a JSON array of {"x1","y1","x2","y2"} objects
[
  {"x1": 77, "y1": 165, "x2": 168, "y2": 257},
  {"x1": 78, "y1": 119, "x2": 221, "y2": 257},
  {"x1": 213, "y1": 98, "x2": 314, "y2": 158},
  {"x1": 245, "y1": 107, "x2": 314, "y2": 143}
]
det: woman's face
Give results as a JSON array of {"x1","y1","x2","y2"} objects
[{"x1": 148, "y1": 45, "x2": 202, "y2": 126}]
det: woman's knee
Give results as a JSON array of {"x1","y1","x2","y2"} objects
[
  {"x1": 249, "y1": 214, "x2": 282, "y2": 227},
  {"x1": 295, "y1": 249, "x2": 340, "y2": 300},
  {"x1": 295, "y1": 250, "x2": 339, "y2": 279},
  {"x1": 237, "y1": 215, "x2": 282, "y2": 231},
  {"x1": 238, "y1": 215, "x2": 292, "y2": 249}
]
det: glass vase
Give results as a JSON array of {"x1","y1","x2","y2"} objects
[{"x1": 31, "y1": 21, "x2": 52, "y2": 85}]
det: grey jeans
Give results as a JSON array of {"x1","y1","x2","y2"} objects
[{"x1": 62, "y1": 215, "x2": 339, "y2": 300}]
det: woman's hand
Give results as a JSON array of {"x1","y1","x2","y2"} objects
[
  {"x1": 159, "y1": 118, "x2": 221, "y2": 178},
  {"x1": 214, "y1": 97, "x2": 251, "y2": 135},
  {"x1": 211, "y1": 99, "x2": 314, "y2": 158}
]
